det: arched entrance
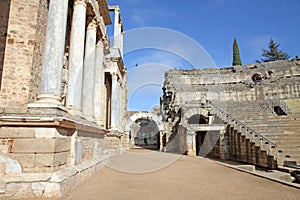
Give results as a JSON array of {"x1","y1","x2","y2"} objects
[
  {"x1": 124, "y1": 112, "x2": 164, "y2": 150},
  {"x1": 187, "y1": 114, "x2": 209, "y2": 156}
]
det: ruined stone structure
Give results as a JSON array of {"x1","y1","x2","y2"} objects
[
  {"x1": 161, "y1": 60, "x2": 300, "y2": 169},
  {"x1": 0, "y1": 0, "x2": 127, "y2": 198},
  {"x1": 123, "y1": 111, "x2": 163, "y2": 150}
]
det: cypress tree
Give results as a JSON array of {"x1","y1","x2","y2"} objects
[{"x1": 232, "y1": 38, "x2": 242, "y2": 66}]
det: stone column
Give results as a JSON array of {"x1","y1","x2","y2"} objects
[
  {"x1": 119, "y1": 83, "x2": 123, "y2": 129},
  {"x1": 94, "y1": 41, "x2": 105, "y2": 126},
  {"x1": 111, "y1": 73, "x2": 118, "y2": 129},
  {"x1": 186, "y1": 130, "x2": 196, "y2": 156},
  {"x1": 82, "y1": 20, "x2": 97, "y2": 120},
  {"x1": 38, "y1": 0, "x2": 69, "y2": 104},
  {"x1": 66, "y1": 0, "x2": 86, "y2": 112},
  {"x1": 117, "y1": 81, "x2": 121, "y2": 129},
  {"x1": 113, "y1": 8, "x2": 123, "y2": 55}
]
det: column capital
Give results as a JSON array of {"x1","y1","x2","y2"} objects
[
  {"x1": 111, "y1": 72, "x2": 119, "y2": 79},
  {"x1": 96, "y1": 40, "x2": 104, "y2": 47},
  {"x1": 74, "y1": 0, "x2": 86, "y2": 7},
  {"x1": 87, "y1": 19, "x2": 97, "y2": 30}
]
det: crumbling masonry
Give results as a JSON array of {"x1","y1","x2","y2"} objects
[{"x1": 160, "y1": 60, "x2": 300, "y2": 169}]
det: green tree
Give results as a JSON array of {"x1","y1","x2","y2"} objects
[
  {"x1": 259, "y1": 38, "x2": 290, "y2": 62},
  {"x1": 232, "y1": 38, "x2": 242, "y2": 66}
]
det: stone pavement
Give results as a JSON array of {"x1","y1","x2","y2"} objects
[{"x1": 53, "y1": 149, "x2": 300, "y2": 200}]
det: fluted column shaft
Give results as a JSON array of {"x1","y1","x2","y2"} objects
[
  {"x1": 111, "y1": 73, "x2": 118, "y2": 128},
  {"x1": 94, "y1": 41, "x2": 105, "y2": 125},
  {"x1": 113, "y1": 9, "x2": 123, "y2": 55},
  {"x1": 39, "y1": 0, "x2": 69, "y2": 103},
  {"x1": 82, "y1": 21, "x2": 97, "y2": 119},
  {"x1": 66, "y1": 0, "x2": 87, "y2": 112}
]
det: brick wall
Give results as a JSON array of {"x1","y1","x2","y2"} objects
[
  {"x1": 0, "y1": 0, "x2": 46, "y2": 107},
  {"x1": 0, "y1": 0, "x2": 11, "y2": 88}
]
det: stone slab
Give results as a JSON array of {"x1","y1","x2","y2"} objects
[
  {"x1": 0, "y1": 127, "x2": 35, "y2": 138},
  {"x1": 13, "y1": 138, "x2": 70, "y2": 153},
  {"x1": 35, "y1": 152, "x2": 69, "y2": 167}
]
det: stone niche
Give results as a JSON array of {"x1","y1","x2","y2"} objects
[{"x1": 0, "y1": 127, "x2": 73, "y2": 173}]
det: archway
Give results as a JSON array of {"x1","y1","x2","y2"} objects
[
  {"x1": 124, "y1": 112, "x2": 164, "y2": 150},
  {"x1": 133, "y1": 118, "x2": 159, "y2": 149},
  {"x1": 252, "y1": 73, "x2": 262, "y2": 83},
  {"x1": 187, "y1": 114, "x2": 209, "y2": 156}
]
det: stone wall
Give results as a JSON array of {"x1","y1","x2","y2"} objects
[
  {"x1": 0, "y1": 0, "x2": 11, "y2": 86},
  {"x1": 0, "y1": 0, "x2": 42, "y2": 107},
  {"x1": 0, "y1": 127, "x2": 71, "y2": 173},
  {"x1": 161, "y1": 60, "x2": 300, "y2": 169}
]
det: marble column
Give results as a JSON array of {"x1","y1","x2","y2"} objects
[
  {"x1": 117, "y1": 82, "x2": 121, "y2": 129},
  {"x1": 111, "y1": 73, "x2": 118, "y2": 129},
  {"x1": 38, "y1": 0, "x2": 69, "y2": 104},
  {"x1": 113, "y1": 8, "x2": 123, "y2": 55},
  {"x1": 186, "y1": 130, "x2": 196, "y2": 156},
  {"x1": 66, "y1": 0, "x2": 86, "y2": 112},
  {"x1": 94, "y1": 41, "x2": 105, "y2": 125},
  {"x1": 82, "y1": 20, "x2": 97, "y2": 119},
  {"x1": 119, "y1": 83, "x2": 124, "y2": 130}
]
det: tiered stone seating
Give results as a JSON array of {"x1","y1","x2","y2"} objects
[
  {"x1": 213, "y1": 100, "x2": 300, "y2": 167},
  {"x1": 283, "y1": 98, "x2": 300, "y2": 113}
]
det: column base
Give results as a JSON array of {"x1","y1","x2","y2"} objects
[
  {"x1": 95, "y1": 119, "x2": 105, "y2": 127},
  {"x1": 28, "y1": 96, "x2": 66, "y2": 112},
  {"x1": 37, "y1": 94, "x2": 62, "y2": 105},
  {"x1": 82, "y1": 115, "x2": 96, "y2": 123},
  {"x1": 66, "y1": 106, "x2": 82, "y2": 116},
  {"x1": 187, "y1": 149, "x2": 196, "y2": 156}
]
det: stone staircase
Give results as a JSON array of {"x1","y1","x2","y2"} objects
[{"x1": 210, "y1": 100, "x2": 300, "y2": 168}]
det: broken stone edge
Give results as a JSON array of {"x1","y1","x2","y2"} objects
[{"x1": 0, "y1": 155, "x2": 110, "y2": 199}]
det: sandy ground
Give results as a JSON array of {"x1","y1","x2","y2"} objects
[{"x1": 48, "y1": 149, "x2": 300, "y2": 200}]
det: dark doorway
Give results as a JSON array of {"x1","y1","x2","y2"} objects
[
  {"x1": 133, "y1": 119, "x2": 160, "y2": 150},
  {"x1": 104, "y1": 72, "x2": 112, "y2": 129},
  {"x1": 196, "y1": 131, "x2": 207, "y2": 156}
]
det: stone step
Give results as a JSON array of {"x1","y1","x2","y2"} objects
[{"x1": 284, "y1": 99, "x2": 300, "y2": 113}]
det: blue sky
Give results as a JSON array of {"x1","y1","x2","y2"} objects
[{"x1": 108, "y1": 0, "x2": 300, "y2": 111}]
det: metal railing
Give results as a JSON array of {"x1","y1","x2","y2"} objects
[
  {"x1": 209, "y1": 102, "x2": 279, "y2": 159},
  {"x1": 278, "y1": 98, "x2": 290, "y2": 114},
  {"x1": 266, "y1": 94, "x2": 290, "y2": 114}
]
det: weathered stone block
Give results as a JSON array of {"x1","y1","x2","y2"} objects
[
  {"x1": 13, "y1": 138, "x2": 70, "y2": 153},
  {"x1": 35, "y1": 152, "x2": 69, "y2": 168},
  {"x1": 0, "y1": 127, "x2": 35, "y2": 138},
  {"x1": 31, "y1": 182, "x2": 47, "y2": 198},
  {"x1": 43, "y1": 182, "x2": 63, "y2": 198},
  {"x1": 5, "y1": 183, "x2": 31, "y2": 198},
  {"x1": 11, "y1": 153, "x2": 35, "y2": 169},
  {"x1": 35, "y1": 127, "x2": 65, "y2": 138},
  {"x1": 0, "y1": 154, "x2": 22, "y2": 174}
]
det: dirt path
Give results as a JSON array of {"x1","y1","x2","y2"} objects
[{"x1": 57, "y1": 150, "x2": 300, "y2": 200}]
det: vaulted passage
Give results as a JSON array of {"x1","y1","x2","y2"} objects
[{"x1": 132, "y1": 118, "x2": 160, "y2": 150}]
